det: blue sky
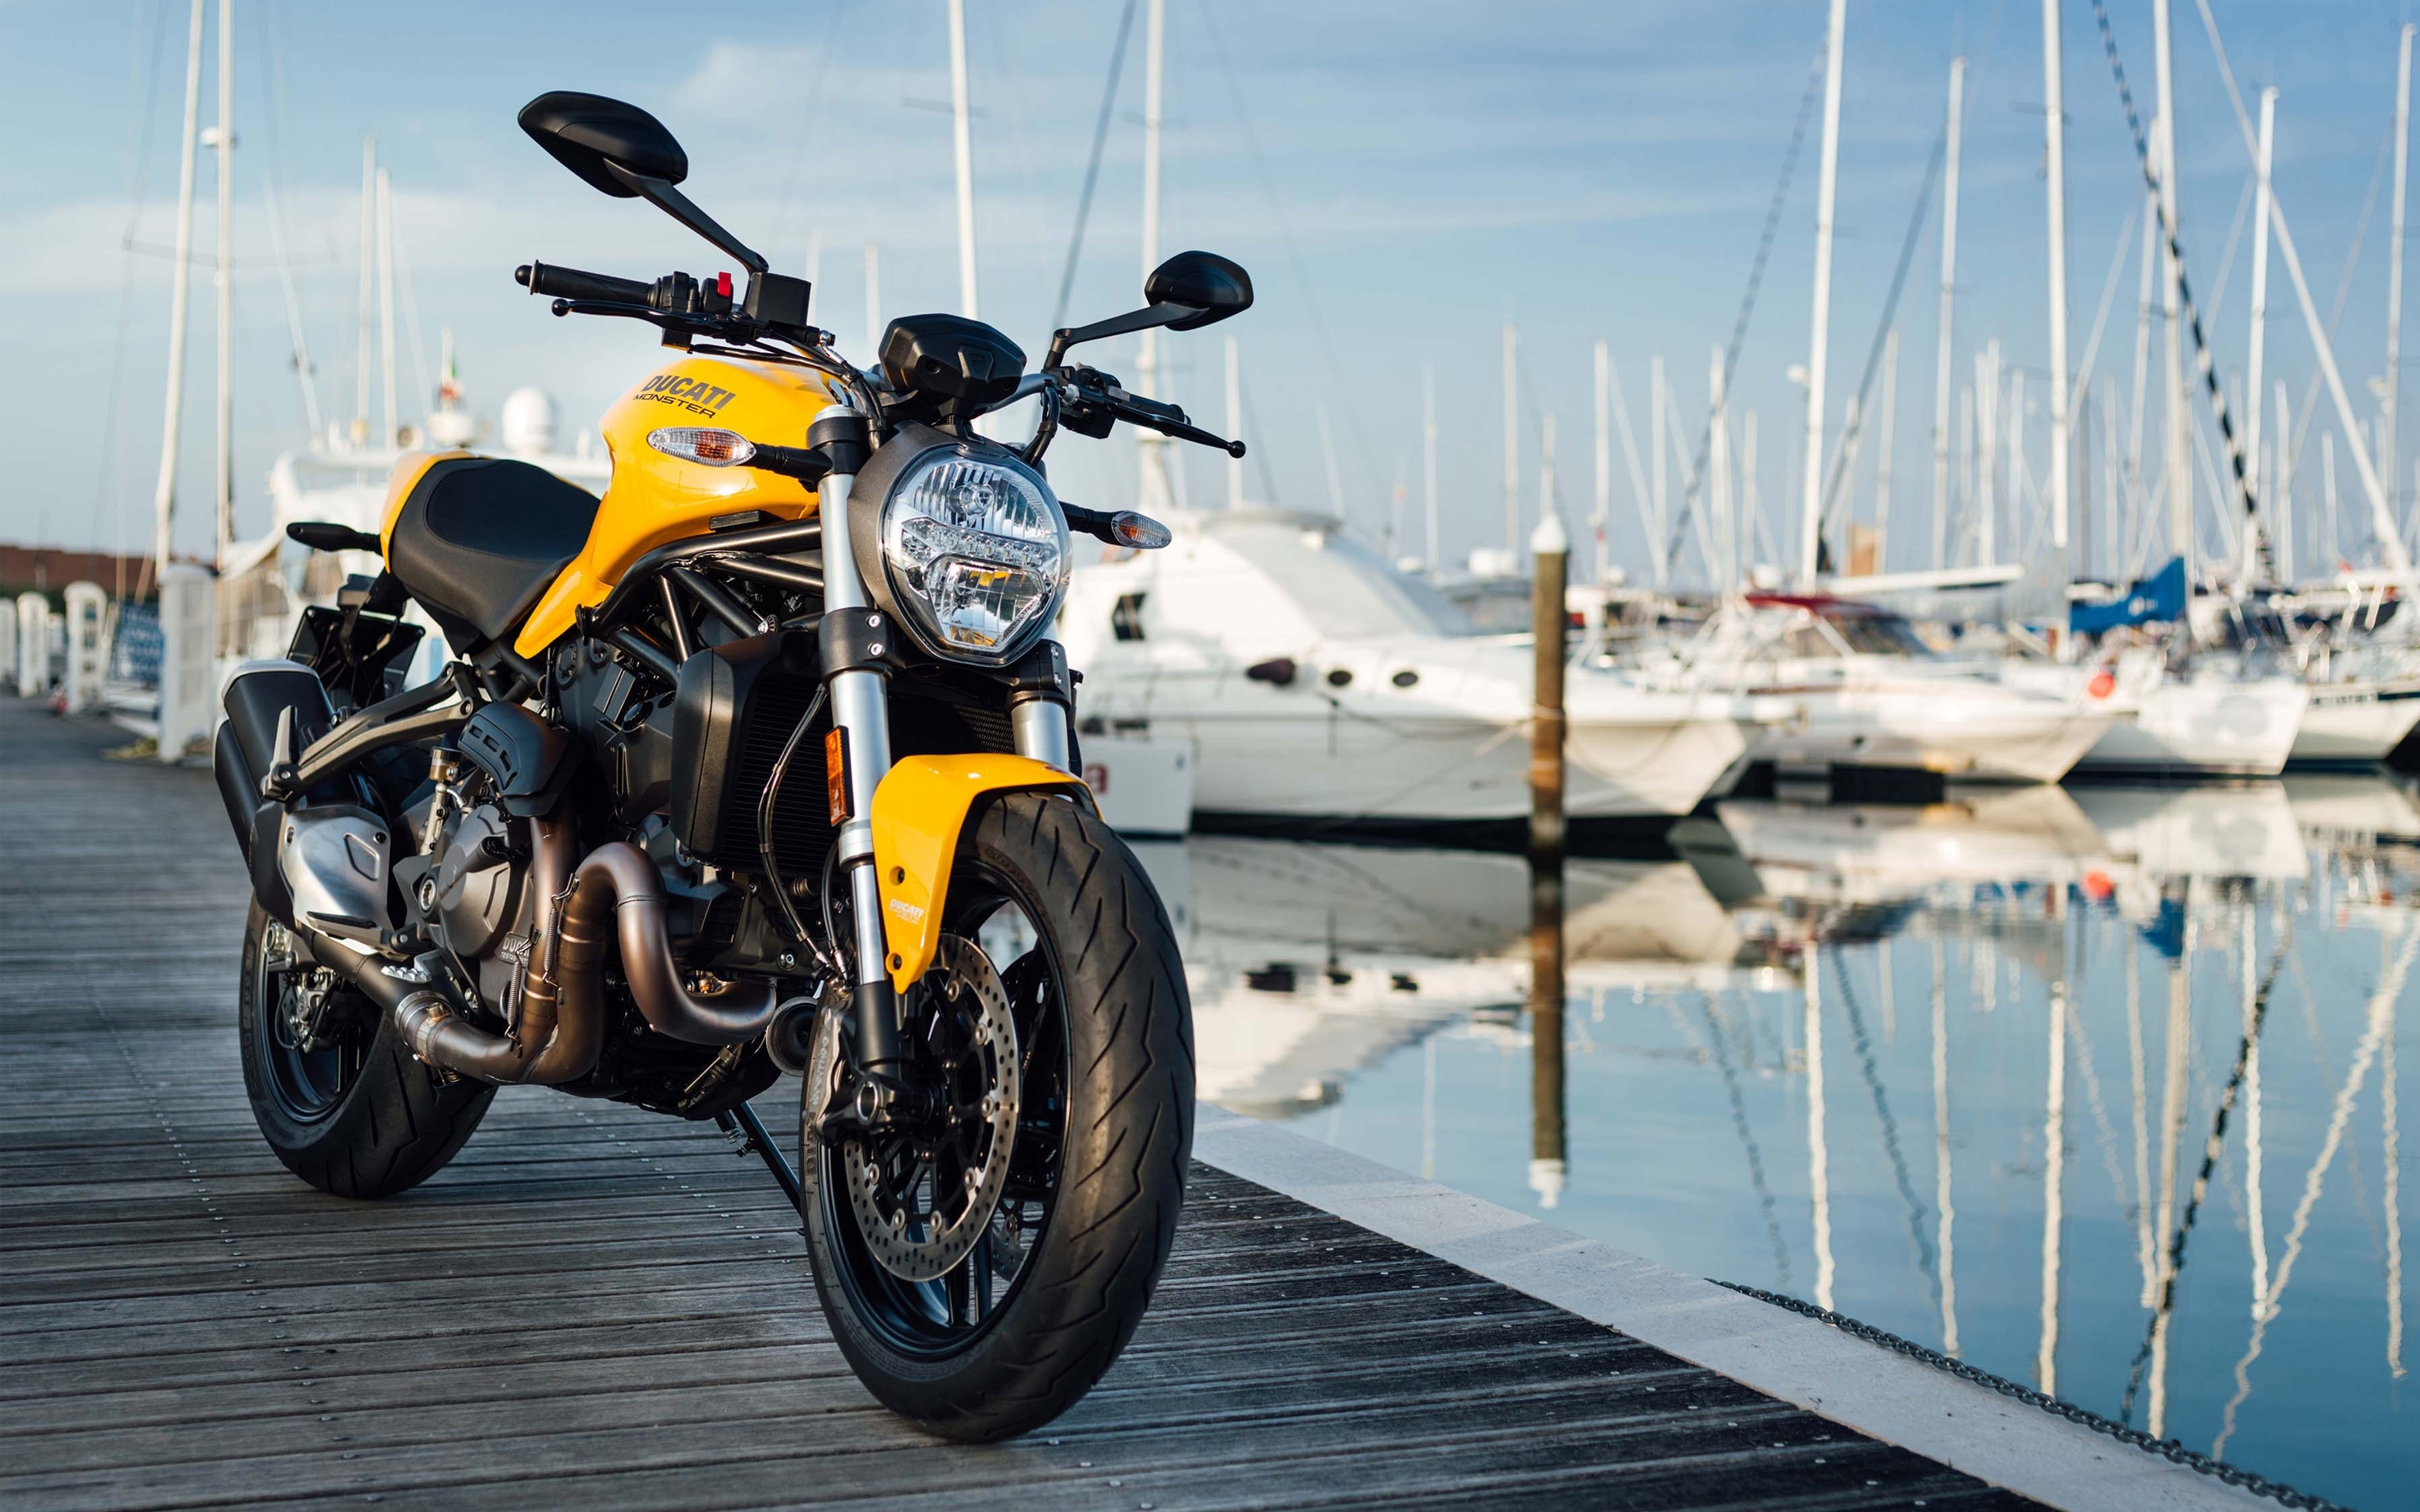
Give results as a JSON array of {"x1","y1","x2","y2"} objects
[{"x1": 4, "y1": 0, "x2": 2417, "y2": 585}]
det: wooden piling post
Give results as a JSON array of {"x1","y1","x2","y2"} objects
[{"x1": 1528, "y1": 513, "x2": 1568, "y2": 1208}]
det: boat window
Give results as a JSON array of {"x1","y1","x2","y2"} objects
[
  {"x1": 1216, "y1": 523, "x2": 1476, "y2": 637},
  {"x1": 1781, "y1": 623, "x2": 1841, "y2": 659},
  {"x1": 1112, "y1": 592, "x2": 1147, "y2": 642},
  {"x1": 1828, "y1": 612, "x2": 1935, "y2": 657}
]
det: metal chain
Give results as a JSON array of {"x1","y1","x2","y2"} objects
[{"x1": 1707, "y1": 1279, "x2": 2349, "y2": 1512}]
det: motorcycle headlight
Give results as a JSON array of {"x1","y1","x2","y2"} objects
[{"x1": 878, "y1": 448, "x2": 1071, "y2": 664}]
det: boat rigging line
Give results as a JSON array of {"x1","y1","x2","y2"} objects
[
  {"x1": 1813, "y1": 128, "x2": 1948, "y2": 564},
  {"x1": 2086, "y1": 0, "x2": 2270, "y2": 580},
  {"x1": 2117, "y1": 901, "x2": 2296, "y2": 1426},
  {"x1": 1660, "y1": 40, "x2": 1828, "y2": 585},
  {"x1": 1050, "y1": 0, "x2": 1139, "y2": 333}
]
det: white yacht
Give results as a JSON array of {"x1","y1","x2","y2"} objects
[
  {"x1": 2066, "y1": 664, "x2": 2311, "y2": 778},
  {"x1": 1633, "y1": 593, "x2": 2119, "y2": 785},
  {"x1": 1058, "y1": 509, "x2": 1778, "y2": 831}
]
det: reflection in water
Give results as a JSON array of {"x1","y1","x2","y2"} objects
[{"x1": 1176, "y1": 777, "x2": 2420, "y2": 1510}]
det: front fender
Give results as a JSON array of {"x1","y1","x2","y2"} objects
[{"x1": 869, "y1": 753, "x2": 1094, "y2": 992}]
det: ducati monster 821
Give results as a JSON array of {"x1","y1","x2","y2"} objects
[{"x1": 215, "y1": 92, "x2": 1249, "y2": 1439}]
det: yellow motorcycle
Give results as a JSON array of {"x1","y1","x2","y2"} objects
[{"x1": 212, "y1": 91, "x2": 1249, "y2": 1438}]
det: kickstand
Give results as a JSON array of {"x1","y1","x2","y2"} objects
[{"x1": 713, "y1": 1101, "x2": 802, "y2": 1210}]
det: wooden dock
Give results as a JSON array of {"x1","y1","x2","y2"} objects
[{"x1": 0, "y1": 696, "x2": 2046, "y2": 1510}]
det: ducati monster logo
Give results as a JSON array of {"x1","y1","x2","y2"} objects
[{"x1": 632, "y1": 374, "x2": 739, "y2": 415}]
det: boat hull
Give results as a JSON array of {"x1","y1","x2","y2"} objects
[
  {"x1": 1174, "y1": 706, "x2": 1755, "y2": 823},
  {"x1": 1749, "y1": 683, "x2": 2112, "y2": 784},
  {"x1": 2072, "y1": 678, "x2": 2308, "y2": 778},
  {"x1": 2286, "y1": 684, "x2": 2420, "y2": 768}
]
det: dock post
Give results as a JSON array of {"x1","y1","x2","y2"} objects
[
  {"x1": 157, "y1": 564, "x2": 218, "y2": 761},
  {"x1": 1528, "y1": 512, "x2": 1568, "y2": 1209},
  {"x1": 17, "y1": 591, "x2": 51, "y2": 698},
  {"x1": 62, "y1": 583, "x2": 108, "y2": 717}
]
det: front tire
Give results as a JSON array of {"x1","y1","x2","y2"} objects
[
  {"x1": 799, "y1": 791, "x2": 1194, "y2": 1441},
  {"x1": 237, "y1": 900, "x2": 494, "y2": 1198}
]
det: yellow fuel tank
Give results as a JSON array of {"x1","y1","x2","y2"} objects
[{"x1": 513, "y1": 354, "x2": 836, "y2": 656}]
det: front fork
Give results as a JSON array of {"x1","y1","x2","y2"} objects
[{"x1": 811, "y1": 414, "x2": 1075, "y2": 1082}]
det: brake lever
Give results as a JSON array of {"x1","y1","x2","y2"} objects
[
  {"x1": 1125, "y1": 407, "x2": 1246, "y2": 459},
  {"x1": 1061, "y1": 370, "x2": 1246, "y2": 457}
]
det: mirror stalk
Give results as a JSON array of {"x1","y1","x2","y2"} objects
[
  {"x1": 602, "y1": 162, "x2": 768, "y2": 275},
  {"x1": 1045, "y1": 303, "x2": 1205, "y2": 370}
]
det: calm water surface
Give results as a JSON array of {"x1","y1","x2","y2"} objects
[{"x1": 1142, "y1": 776, "x2": 2419, "y2": 1511}]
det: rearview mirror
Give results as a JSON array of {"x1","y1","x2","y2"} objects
[
  {"x1": 518, "y1": 91, "x2": 767, "y2": 275},
  {"x1": 1045, "y1": 249, "x2": 1255, "y2": 368},
  {"x1": 1144, "y1": 251, "x2": 1253, "y2": 331},
  {"x1": 518, "y1": 92, "x2": 689, "y2": 198}
]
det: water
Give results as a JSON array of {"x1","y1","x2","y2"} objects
[{"x1": 1143, "y1": 775, "x2": 2420, "y2": 1511}]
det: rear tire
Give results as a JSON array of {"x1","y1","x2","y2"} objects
[
  {"x1": 238, "y1": 900, "x2": 494, "y2": 1198},
  {"x1": 799, "y1": 791, "x2": 1194, "y2": 1441}
]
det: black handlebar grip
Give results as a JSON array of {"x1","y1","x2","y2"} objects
[{"x1": 516, "y1": 260, "x2": 653, "y2": 305}]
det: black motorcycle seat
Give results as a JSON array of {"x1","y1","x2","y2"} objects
[{"x1": 387, "y1": 455, "x2": 599, "y2": 645}]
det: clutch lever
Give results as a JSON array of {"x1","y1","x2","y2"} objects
[{"x1": 1123, "y1": 405, "x2": 1246, "y2": 458}]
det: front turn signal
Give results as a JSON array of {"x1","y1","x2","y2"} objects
[
  {"x1": 648, "y1": 427, "x2": 757, "y2": 467},
  {"x1": 1106, "y1": 511, "x2": 1171, "y2": 549}
]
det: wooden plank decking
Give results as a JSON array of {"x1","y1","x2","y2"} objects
[{"x1": 0, "y1": 696, "x2": 2035, "y2": 1510}]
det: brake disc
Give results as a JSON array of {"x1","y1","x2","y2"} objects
[{"x1": 840, "y1": 934, "x2": 1021, "y2": 1283}]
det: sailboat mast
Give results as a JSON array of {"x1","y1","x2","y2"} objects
[
  {"x1": 2044, "y1": 0, "x2": 2071, "y2": 556},
  {"x1": 376, "y1": 167, "x2": 397, "y2": 449},
  {"x1": 863, "y1": 243, "x2": 881, "y2": 356},
  {"x1": 2153, "y1": 3, "x2": 2191, "y2": 575},
  {"x1": 213, "y1": 0, "x2": 234, "y2": 570},
  {"x1": 355, "y1": 136, "x2": 374, "y2": 447},
  {"x1": 150, "y1": 0, "x2": 207, "y2": 574},
  {"x1": 1930, "y1": 57, "x2": 1965, "y2": 573},
  {"x1": 264, "y1": 178, "x2": 322, "y2": 438},
  {"x1": 1593, "y1": 341, "x2": 1612, "y2": 585},
  {"x1": 946, "y1": 0, "x2": 980, "y2": 320},
  {"x1": 1710, "y1": 349, "x2": 1733, "y2": 588},
  {"x1": 2246, "y1": 88, "x2": 2276, "y2": 587},
  {"x1": 1422, "y1": 364, "x2": 1439, "y2": 569},
  {"x1": 1651, "y1": 354, "x2": 1667, "y2": 572},
  {"x1": 1134, "y1": 0, "x2": 1171, "y2": 511},
  {"x1": 1798, "y1": 0, "x2": 1849, "y2": 587},
  {"x1": 1502, "y1": 323, "x2": 1519, "y2": 556},
  {"x1": 1226, "y1": 337, "x2": 1244, "y2": 510},
  {"x1": 2388, "y1": 26, "x2": 2414, "y2": 542},
  {"x1": 2274, "y1": 379, "x2": 2292, "y2": 578},
  {"x1": 1876, "y1": 329, "x2": 1897, "y2": 572}
]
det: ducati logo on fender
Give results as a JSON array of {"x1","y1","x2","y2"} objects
[{"x1": 632, "y1": 374, "x2": 738, "y2": 415}]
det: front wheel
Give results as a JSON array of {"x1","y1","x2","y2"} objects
[{"x1": 798, "y1": 792, "x2": 1194, "y2": 1441}]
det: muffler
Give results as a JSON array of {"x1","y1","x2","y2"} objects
[{"x1": 215, "y1": 660, "x2": 339, "y2": 921}]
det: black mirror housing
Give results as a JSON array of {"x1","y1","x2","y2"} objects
[
  {"x1": 1144, "y1": 251, "x2": 1252, "y2": 330},
  {"x1": 518, "y1": 92, "x2": 689, "y2": 198}
]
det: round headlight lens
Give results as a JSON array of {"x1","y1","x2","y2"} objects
[{"x1": 879, "y1": 449, "x2": 1071, "y2": 662}]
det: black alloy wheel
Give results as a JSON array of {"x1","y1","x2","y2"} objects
[{"x1": 809, "y1": 863, "x2": 1070, "y2": 1357}]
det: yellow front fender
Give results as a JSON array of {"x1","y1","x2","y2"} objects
[{"x1": 869, "y1": 753, "x2": 1094, "y2": 993}]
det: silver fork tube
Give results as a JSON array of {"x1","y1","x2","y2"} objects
[
  {"x1": 1011, "y1": 697, "x2": 1072, "y2": 771},
  {"x1": 818, "y1": 470, "x2": 895, "y2": 987}
]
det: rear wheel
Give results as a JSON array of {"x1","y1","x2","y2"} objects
[
  {"x1": 237, "y1": 900, "x2": 494, "y2": 1197},
  {"x1": 799, "y1": 792, "x2": 1194, "y2": 1441}
]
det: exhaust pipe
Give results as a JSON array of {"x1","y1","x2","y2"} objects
[{"x1": 315, "y1": 820, "x2": 781, "y2": 1086}]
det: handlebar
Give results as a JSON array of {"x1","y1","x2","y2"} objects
[{"x1": 517, "y1": 260, "x2": 653, "y2": 306}]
